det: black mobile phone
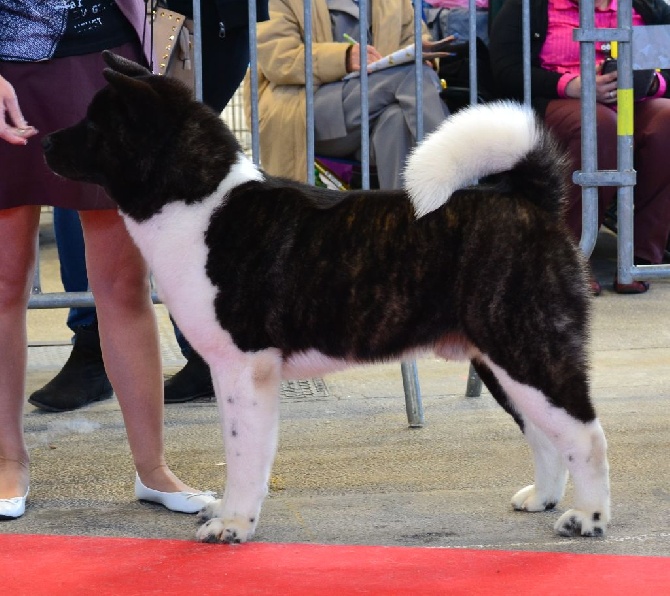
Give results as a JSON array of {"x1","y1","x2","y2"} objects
[
  {"x1": 602, "y1": 58, "x2": 657, "y2": 99},
  {"x1": 601, "y1": 58, "x2": 617, "y2": 75}
]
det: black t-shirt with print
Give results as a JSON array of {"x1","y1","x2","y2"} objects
[{"x1": 53, "y1": 0, "x2": 136, "y2": 58}]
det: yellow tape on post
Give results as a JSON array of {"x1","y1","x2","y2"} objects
[{"x1": 618, "y1": 88, "x2": 634, "y2": 136}]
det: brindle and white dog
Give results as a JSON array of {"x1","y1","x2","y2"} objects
[{"x1": 43, "y1": 51, "x2": 610, "y2": 544}]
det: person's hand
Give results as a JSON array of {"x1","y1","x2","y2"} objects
[
  {"x1": 0, "y1": 75, "x2": 38, "y2": 145},
  {"x1": 596, "y1": 65, "x2": 618, "y2": 104},
  {"x1": 564, "y1": 69, "x2": 618, "y2": 105},
  {"x1": 345, "y1": 43, "x2": 383, "y2": 73}
]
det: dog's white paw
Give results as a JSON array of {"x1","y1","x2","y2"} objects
[
  {"x1": 554, "y1": 508, "x2": 608, "y2": 537},
  {"x1": 511, "y1": 484, "x2": 559, "y2": 512},
  {"x1": 195, "y1": 515, "x2": 257, "y2": 544},
  {"x1": 197, "y1": 498, "x2": 224, "y2": 522}
]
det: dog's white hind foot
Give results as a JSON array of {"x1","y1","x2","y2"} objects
[
  {"x1": 557, "y1": 419, "x2": 610, "y2": 537},
  {"x1": 513, "y1": 421, "x2": 568, "y2": 512},
  {"x1": 554, "y1": 508, "x2": 609, "y2": 537},
  {"x1": 196, "y1": 514, "x2": 258, "y2": 544},
  {"x1": 197, "y1": 498, "x2": 224, "y2": 522},
  {"x1": 478, "y1": 358, "x2": 610, "y2": 537},
  {"x1": 512, "y1": 484, "x2": 562, "y2": 512}
]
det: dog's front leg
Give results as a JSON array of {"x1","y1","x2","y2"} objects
[{"x1": 196, "y1": 349, "x2": 282, "y2": 544}]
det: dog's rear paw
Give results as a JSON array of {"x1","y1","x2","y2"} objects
[
  {"x1": 197, "y1": 498, "x2": 223, "y2": 522},
  {"x1": 195, "y1": 515, "x2": 257, "y2": 544},
  {"x1": 554, "y1": 509, "x2": 608, "y2": 537},
  {"x1": 511, "y1": 484, "x2": 558, "y2": 512}
]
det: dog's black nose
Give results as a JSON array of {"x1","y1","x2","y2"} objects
[{"x1": 41, "y1": 135, "x2": 53, "y2": 152}]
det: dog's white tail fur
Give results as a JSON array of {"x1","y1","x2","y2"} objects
[{"x1": 404, "y1": 101, "x2": 541, "y2": 218}]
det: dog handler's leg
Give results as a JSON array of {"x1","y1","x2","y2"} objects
[
  {"x1": 480, "y1": 355, "x2": 611, "y2": 537},
  {"x1": 196, "y1": 349, "x2": 282, "y2": 543},
  {"x1": 0, "y1": 206, "x2": 40, "y2": 502},
  {"x1": 80, "y1": 210, "x2": 206, "y2": 494}
]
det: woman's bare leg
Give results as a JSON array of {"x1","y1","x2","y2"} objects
[
  {"x1": 79, "y1": 209, "x2": 198, "y2": 492},
  {"x1": 0, "y1": 205, "x2": 40, "y2": 498}
]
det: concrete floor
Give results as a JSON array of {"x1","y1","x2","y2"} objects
[{"x1": 2, "y1": 212, "x2": 669, "y2": 557}]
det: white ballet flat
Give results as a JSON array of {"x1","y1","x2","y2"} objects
[
  {"x1": 134, "y1": 474, "x2": 216, "y2": 514},
  {"x1": 0, "y1": 488, "x2": 29, "y2": 519}
]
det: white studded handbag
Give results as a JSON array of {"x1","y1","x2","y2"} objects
[{"x1": 146, "y1": 2, "x2": 194, "y2": 90}]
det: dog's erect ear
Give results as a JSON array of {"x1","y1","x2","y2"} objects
[
  {"x1": 102, "y1": 69, "x2": 163, "y2": 124},
  {"x1": 102, "y1": 50, "x2": 151, "y2": 78}
]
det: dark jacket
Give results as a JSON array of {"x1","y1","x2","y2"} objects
[
  {"x1": 157, "y1": 0, "x2": 270, "y2": 111},
  {"x1": 489, "y1": 0, "x2": 670, "y2": 116},
  {"x1": 167, "y1": 0, "x2": 270, "y2": 30}
]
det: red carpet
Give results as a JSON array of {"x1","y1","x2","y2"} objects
[{"x1": 0, "y1": 534, "x2": 668, "y2": 595}]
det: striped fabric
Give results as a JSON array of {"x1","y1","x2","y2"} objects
[{"x1": 540, "y1": 0, "x2": 644, "y2": 77}]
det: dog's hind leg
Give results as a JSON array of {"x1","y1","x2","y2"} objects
[
  {"x1": 476, "y1": 355, "x2": 610, "y2": 537},
  {"x1": 471, "y1": 359, "x2": 569, "y2": 512},
  {"x1": 195, "y1": 348, "x2": 282, "y2": 544},
  {"x1": 510, "y1": 419, "x2": 569, "y2": 512}
]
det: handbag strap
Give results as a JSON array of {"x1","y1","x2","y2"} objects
[{"x1": 143, "y1": 0, "x2": 155, "y2": 72}]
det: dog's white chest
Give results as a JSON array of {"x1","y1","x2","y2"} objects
[{"x1": 122, "y1": 197, "x2": 220, "y2": 344}]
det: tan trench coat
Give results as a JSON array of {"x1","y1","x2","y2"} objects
[{"x1": 246, "y1": 0, "x2": 428, "y2": 182}]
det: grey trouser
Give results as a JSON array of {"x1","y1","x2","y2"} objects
[{"x1": 313, "y1": 63, "x2": 449, "y2": 189}]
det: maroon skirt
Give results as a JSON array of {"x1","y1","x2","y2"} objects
[{"x1": 0, "y1": 42, "x2": 144, "y2": 210}]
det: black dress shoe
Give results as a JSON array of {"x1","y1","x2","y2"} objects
[
  {"x1": 28, "y1": 322, "x2": 113, "y2": 412},
  {"x1": 164, "y1": 352, "x2": 214, "y2": 403}
]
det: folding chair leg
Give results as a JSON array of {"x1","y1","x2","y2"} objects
[
  {"x1": 32, "y1": 236, "x2": 42, "y2": 295},
  {"x1": 401, "y1": 360, "x2": 424, "y2": 428},
  {"x1": 465, "y1": 362, "x2": 483, "y2": 397}
]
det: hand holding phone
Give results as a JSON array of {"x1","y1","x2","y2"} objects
[{"x1": 600, "y1": 58, "x2": 657, "y2": 100}]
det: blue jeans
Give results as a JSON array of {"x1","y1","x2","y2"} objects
[{"x1": 53, "y1": 208, "x2": 95, "y2": 332}]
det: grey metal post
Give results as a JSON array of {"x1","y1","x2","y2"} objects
[
  {"x1": 192, "y1": 0, "x2": 202, "y2": 101},
  {"x1": 614, "y1": 8, "x2": 670, "y2": 283},
  {"x1": 360, "y1": 0, "x2": 370, "y2": 189},
  {"x1": 304, "y1": 1, "x2": 315, "y2": 185},
  {"x1": 249, "y1": 0, "x2": 261, "y2": 165},
  {"x1": 468, "y1": 0, "x2": 478, "y2": 104},
  {"x1": 465, "y1": 363, "x2": 482, "y2": 397},
  {"x1": 397, "y1": 1, "x2": 426, "y2": 426},
  {"x1": 413, "y1": 1, "x2": 424, "y2": 143},
  {"x1": 573, "y1": 0, "x2": 636, "y2": 258},
  {"x1": 615, "y1": 0, "x2": 636, "y2": 283},
  {"x1": 32, "y1": 237, "x2": 41, "y2": 295},
  {"x1": 522, "y1": 0, "x2": 531, "y2": 106},
  {"x1": 401, "y1": 360, "x2": 424, "y2": 428},
  {"x1": 462, "y1": 0, "x2": 482, "y2": 398},
  {"x1": 576, "y1": 0, "x2": 600, "y2": 258}
]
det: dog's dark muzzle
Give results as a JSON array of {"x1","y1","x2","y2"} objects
[
  {"x1": 42, "y1": 132, "x2": 67, "y2": 176},
  {"x1": 42, "y1": 125, "x2": 97, "y2": 183},
  {"x1": 41, "y1": 135, "x2": 54, "y2": 154}
]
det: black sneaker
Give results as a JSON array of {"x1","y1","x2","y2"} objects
[
  {"x1": 164, "y1": 351, "x2": 214, "y2": 403},
  {"x1": 28, "y1": 322, "x2": 113, "y2": 412}
]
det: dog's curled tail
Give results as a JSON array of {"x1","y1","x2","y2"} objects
[{"x1": 404, "y1": 101, "x2": 568, "y2": 218}]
